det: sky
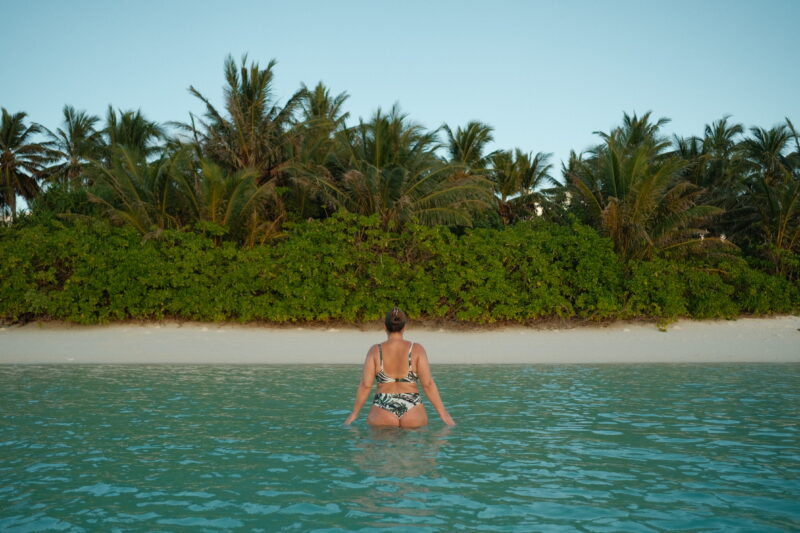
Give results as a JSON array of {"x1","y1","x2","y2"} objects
[{"x1": 2, "y1": 0, "x2": 798, "y2": 174}]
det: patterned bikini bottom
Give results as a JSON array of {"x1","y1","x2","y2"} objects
[{"x1": 373, "y1": 393, "x2": 422, "y2": 418}]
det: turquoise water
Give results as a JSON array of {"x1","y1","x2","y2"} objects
[{"x1": 1, "y1": 364, "x2": 799, "y2": 532}]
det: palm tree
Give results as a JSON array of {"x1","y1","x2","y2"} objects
[
  {"x1": 44, "y1": 105, "x2": 102, "y2": 186},
  {"x1": 676, "y1": 116, "x2": 744, "y2": 193},
  {"x1": 186, "y1": 54, "x2": 305, "y2": 186},
  {"x1": 598, "y1": 111, "x2": 671, "y2": 151},
  {"x1": 674, "y1": 116, "x2": 747, "y2": 238},
  {"x1": 297, "y1": 82, "x2": 350, "y2": 134},
  {"x1": 103, "y1": 106, "x2": 164, "y2": 158},
  {"x1": 90, "y1": 146, "x2": 281, "y2": 245},
  {"x1": 312, "y1": 105, "x2": 492, "y2": 227},
  {"x1": 701, "y1": 116, "x2": 745, "y2": 189},
  {"x1": 489, "y1": 149, "x2": 556, "y2": 224},
  {"x1": 740, "y1": 124, "x2": 795, "y2": 184},
  {"x1": 181, "y1": 158, "x2": 282, "y2": 246},
  {"x1": 738, "y1": 121, "x2": 800, "y2": 274},
  {"x1": 89, "y1": 146, "x2": 181, "y2": 233},
  {"x1": 566, "y1": 112, "x2": 723, "y2": 260},
  {"x1": 286, "y1": 82, "x2": 350, "y2": 218},
  {"x1": 292, "y1": 82, "x2": 349, "y2": 167},
  {"x1": 443, "y1": 121, "x2": 497, "y2": 174},
  {"x1": 0, "y1": 109, "x2": 47, "y2": 220}
]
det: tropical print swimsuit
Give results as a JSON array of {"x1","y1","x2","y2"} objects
[{"x1": 373, "y1": 342, "x2": 422, "y2": 418}]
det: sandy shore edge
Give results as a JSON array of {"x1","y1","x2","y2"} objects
[{"x1": 0, "y1": 317, "x2": 798, "y2": 364}]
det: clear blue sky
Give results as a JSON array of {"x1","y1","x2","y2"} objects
[{"x1": 2, "y1": 0, "x2": 798, "y2": 173}]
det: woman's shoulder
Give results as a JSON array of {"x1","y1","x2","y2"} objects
[
  {"x1": 365, "y1": 343, "x2": 381, "y2": 360},
  {"x1": 410, "y1": 341, "x2": 428, "y2": 357}
]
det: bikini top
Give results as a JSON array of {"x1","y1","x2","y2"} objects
[{"x1": 375, "y1": 342, "x2": 419, "y2": 384}]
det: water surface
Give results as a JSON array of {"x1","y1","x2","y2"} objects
[{"x1": 1, "y1": 364, "x2": 799, "y2": 531}]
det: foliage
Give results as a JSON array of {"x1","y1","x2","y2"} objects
[
  {"x1": 738, "y1": 120, "x2": 800, "y2": 277},
  {"x1": 2, "y1": 56, "x2": 799, "y2": 322},
  {"x1": 623, "y1": 256, "x2": 798, "y2": 321},
  {"x1": 87, "y1": 146, "x2": 282, "y2": 245},
  {"x1": 309, "y1": 106, "x2": 494, "y2": 228},
  {"x1": 2, "y1": 213, "x2": 795, "y2": 325},
  {"x1": 443, "y1": 121, "x2": 497, "y2": 174},
  {"x1": 17, "y1": 181, "x2": 100, "y2": 226},
  {"x1": 565, "y1": 112, "x2": 726, "y2": 260},
  {"x1": 184, "y1": 54, "x2": 303, "y2": 185},
  {"x1": 88, "y1": 146, "x2": 182, "y2": 233},
  {"x1": 0, "y1": 108, "x2": 47, "y2": 220},
  {"x1": 285, "y1": 82, "x2": 350, "y2": 218},
  {"x1": 102, "y1": 106, "x2": 164, "y2": 159},
  {"x1": 489, "y1": 149, "x2": 557, "y2": 224},
  {"x1": 43, "y1": 105, "x2": 102, "y2": 186}
]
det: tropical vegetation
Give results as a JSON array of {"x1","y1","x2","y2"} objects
[{"x1": 1, "y1": 54, "x2": 798, "y2": 324}]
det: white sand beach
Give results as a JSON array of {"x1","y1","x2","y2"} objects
[{"x1": 0, "y1": 317, "x2": 798, "y2": 364}]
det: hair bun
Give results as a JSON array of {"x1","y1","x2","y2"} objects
[{"x1": 385, "y1": 307, "x2": 407, "y2": 332}]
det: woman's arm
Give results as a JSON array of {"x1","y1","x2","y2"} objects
[
  {"x1": 415, "y1": 345, "x2": 456, "y2": 426},
  {"x1": 344, "y1": 347, "x2": 377, "y2": 425}
]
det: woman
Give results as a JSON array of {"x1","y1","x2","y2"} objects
[{"x1": 344, "y1": 308, "x2": 455, "y2": 428}]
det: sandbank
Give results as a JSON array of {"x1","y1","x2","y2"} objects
[{"x1": 0, "y1": 317, "x2": 798, "y2": 364}]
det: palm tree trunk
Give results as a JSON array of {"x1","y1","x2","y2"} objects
[{"x1": 8, "y1": 189, "x2": 16, "y2": 221}]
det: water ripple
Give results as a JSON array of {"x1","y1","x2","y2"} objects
[{"x1": 1, "y1": 364, "x2": 799, "y2": 531}]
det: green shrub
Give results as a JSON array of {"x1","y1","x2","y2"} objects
[
  {"x1": 0, "y1": 213, "x2": 797, "y2": 324},
  {"x1": 624, "y1": 259, "x2": 688, "y2": 319},
  {"x1": 681, "y1": 265, "x2": 739, "y2": 319},
  {"x1": 724, "y1": 258, "x2": 799, "y2": 314}
]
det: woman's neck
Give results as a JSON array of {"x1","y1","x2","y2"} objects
[{"x1": 387, "y1": 332, "x2": 404, "y2": 341}]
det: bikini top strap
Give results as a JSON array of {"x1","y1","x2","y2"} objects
[
  {"x1": 407, "y1": 342, "x2": 414, "y2": 371},
  {"x1": 378, "y1": 344, "x2": 384, "y2": 370}
]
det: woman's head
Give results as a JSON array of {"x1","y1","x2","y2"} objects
[{"x1": 384, "y1": 307, "x2": 407, "y2": 333}]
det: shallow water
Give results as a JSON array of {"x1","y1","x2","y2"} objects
[{"x1": 1, "y1": 364, "x2": 799, "y2": 532}]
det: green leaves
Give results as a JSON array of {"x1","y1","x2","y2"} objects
[
  {"x1": 738, "y1": 120, "x2": 800, "y2": 277},
  {"x1": 87, "y1": 146, "x2": 283, "y2": 246},
  {"x1": 0, "y1": 108, "x2": 47, "y2": 220},
  {"x1": 566, "y1": 112, "x2": 724, "y2": 260},
  {"x1": 8, "y1": 213, "x2": 791, "y2": 326},
  {"x1": 307, "y1": 106, "x2": 494, "y2": 228},
  {"x1": 489, "y1": 149, "x2": 557, "y2": 224},
  {"x1": 186, "y1": 54, "x2": 303, "y2": 186},
  {"x1": 622, "y1": 255, "x2": 799, "y2": 321}
]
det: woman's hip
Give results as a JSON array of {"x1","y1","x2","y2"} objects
[{"x1": 372, "y1": 392, "x2": 422, "y2": 418}]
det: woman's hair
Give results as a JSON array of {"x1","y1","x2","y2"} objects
[{"x1": 384, "y1": 307, "x2": 407, "y2": 333}]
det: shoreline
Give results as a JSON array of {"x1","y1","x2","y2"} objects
[{"x1": 0, "y1": 316, "x2": 798, "y2": 364}]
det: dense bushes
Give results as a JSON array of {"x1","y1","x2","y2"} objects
[{"x1": 0, "y1": 213, "x2": 797, "y2": 324}]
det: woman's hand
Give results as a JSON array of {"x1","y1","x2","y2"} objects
[
  {"x1": 441, "y1": 413, "x2": 456, "y2": 426},
  {"x1": 344, "y1": 413, "x2": 357, "y2": 426}
]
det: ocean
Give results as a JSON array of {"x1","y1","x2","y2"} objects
[{"x1": 1, "y1": 364, "x2": 799, "y2": 531}]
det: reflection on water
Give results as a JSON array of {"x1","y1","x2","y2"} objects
[
  {"x1": 350, "y1": 425, "x2": 452, "y2": 477},
  {"x1": 1, "y1": 364, "x2": 799, "y2": 531},
  {"x1": 344, "y1": 426, "x2": 453, "y2": 528}
]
